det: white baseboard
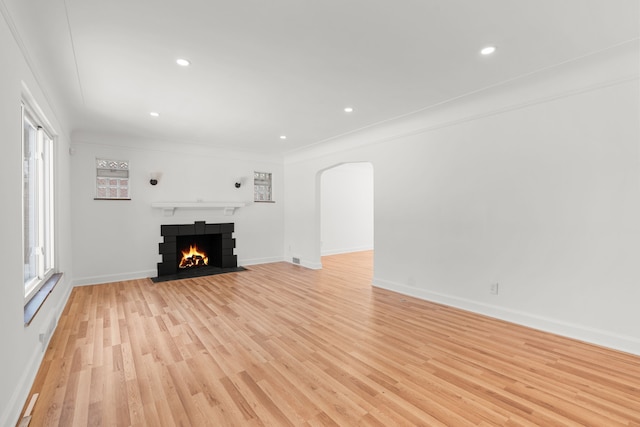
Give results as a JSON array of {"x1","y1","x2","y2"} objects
[
  {"x1": 321, "y1": 245, "x2": 374, "y2": 256},
  {"x1": 238, "y1": 257, "x2": 322, "y2": 270},
  {"x1": 300, "y1": 259, "x2": 322, "y2": 269},
  {"x1": 372, "y1": 276, "x2": 640, "y2": 356},
  {"x1": 239, "y1": 256, "x2": 285, "y2": 266},
  {"x1": 1, "y1": 342, "x2": 43, "y2": 427},
  {"x1": 289, "y1": 257, "x2": 322, "y2": 270},
  {"x1": 71, "y1": 269, "x2": 156, "y2": 287},
  {"x1": 1, "y1": 278, "x2": 73, "y2": 427},
  {"x1": 71, "y1": 260, "x2": 290, "y2": 286}
]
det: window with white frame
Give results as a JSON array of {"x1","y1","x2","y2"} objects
[
  {"x1": 254, "y1": 171, "x2": 273, "y2": 202},
  {"x1": 22, "y1": 103, "x2": 56, "y2": 302},
  {"x1": 95, "y1": 158, "x2": 130, "y2": 200}
]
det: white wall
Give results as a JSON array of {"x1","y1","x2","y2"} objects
[
  {"x1": 284, "y1": 42, "x2": 640, "y2": 355},
  {"x1": 320, "y1": 163, "x2": 373, "y2": 255},
  {"x1": 69, "y1": 133, "x2": 285, "y2": 285},
  {"x1": 0, "y1": 11, "x2": 74, "y2": 427}
]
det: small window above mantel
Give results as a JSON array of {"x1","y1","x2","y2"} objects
[
  {"x1": 95, "y1": 158, "x2": 130, "y2": 200},
  {"x1": 151, "y1": 201, "x2": 248, "y2": 216}
]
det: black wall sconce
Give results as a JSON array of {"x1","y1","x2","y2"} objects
[
  {"x1": 234, "y1": 177, "x2": 245, "y2": 188},
  {"x1": 149, "y1": 172, "x2": 161, "y2": 186}
]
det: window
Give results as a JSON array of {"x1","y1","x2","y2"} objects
[
  {"x1": 95, "y1": 158, "x2": 130, "y2": 200},
  {"x1": 254, "y1": 171, "x2": 273, "y2": 202},
  {"x1": 22, "y1": 103, "x2": 55, "y2": 302}
]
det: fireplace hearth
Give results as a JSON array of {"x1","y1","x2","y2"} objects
[{"x1": 153, "y1": 221, "x2": 244, "y2": 282}]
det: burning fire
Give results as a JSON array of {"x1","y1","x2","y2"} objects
[{"x1": 179, "y1": 245, "x2": 208, "y2": 269}]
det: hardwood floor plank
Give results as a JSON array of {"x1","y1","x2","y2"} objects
[
  {"x1": 218, "y1": 375, "x2": 261, "y2": 424},
  {"x1": 87, "y1": 365, "x2": 103, "y2": 425},
  {"x1": 236, "y1": 370, "x2": 297, "y2": 427},
  {"x1": 19, "y1": 251, "x2": 640, "y2": 426}
]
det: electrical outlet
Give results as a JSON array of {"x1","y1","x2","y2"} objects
[{"x1": 490, "y1": 283, "x2": 499, "y2": 295}]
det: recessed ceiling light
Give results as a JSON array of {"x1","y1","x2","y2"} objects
[
  {"x1": 150, "y1": 112, "x2": 160, "y2": 117},
  {"x1": 480, "y1": 46, "x2": 496, "y2": 55},
  {"x1": 344, "y1": 107, "x2": 354, "y2": 113},
  {"x1": 280, "y1": 135, "x2": 287, "y2": 140},
  {"x1": 176, "y1": 58, "x2": 191, "y2": 67}
]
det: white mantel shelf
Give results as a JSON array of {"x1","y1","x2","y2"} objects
[{"x1": 151, "y1": 201, "x2": 248, "y2": 216}]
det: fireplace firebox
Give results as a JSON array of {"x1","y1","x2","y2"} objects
[{"x1": 153, "y1": 221, "x2": 240, "y2": 282}]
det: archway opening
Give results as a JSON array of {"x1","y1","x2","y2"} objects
[{"x1": 319, "y1": 162, "x2": 374, "y2": 268}]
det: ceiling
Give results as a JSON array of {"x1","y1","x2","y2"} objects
[{"x1": 4, "y1": 0, "x2": 639, "y2": 155}]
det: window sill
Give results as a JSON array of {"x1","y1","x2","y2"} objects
[{"x1": 24, "y1": 273, "x2": 63, "y2": 326}]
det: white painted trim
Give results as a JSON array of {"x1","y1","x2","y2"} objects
[
  {"x1": 1, "y1": 279, "x2": 73, "y2": 427},
  {"x1": 70, "y1": 260, "x2": 291, "y2": 286},
  {"x1": 239, "y1": 256, "x2": 285, "y2": 266},
  {"x1": 285, "y1": 41, "x2": 639, "y2": 165},
  {"x1": 72, "y1": 132, "x2": 284, "y2": 164},
  {"x1": 71, "y1": 270, "x2": 156, "y2": 287},
  {"x1": 1, "y1": 347, "x2": 43, "y2": 427},
  {"x1": 321, "y1": 245, "x2": 374, "y2": 256},
  {"x1": 151, "y1": 201, "x2": 249, "y2": 217},
  {"x1": 0, "y1": 0, "x2": 69, "y2": 138},
  {"x1": 290, "y1": 258, "x2": 322, "y2": 270},
  {"x1": 372, "y1": 277, "x2": 640, "y2": 357}
]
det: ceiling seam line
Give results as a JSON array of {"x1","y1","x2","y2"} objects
[{"x1": 62, "y1": 0, "x2": 85, "y2": 106}]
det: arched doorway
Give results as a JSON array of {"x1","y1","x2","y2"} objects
[{"x1": 319, "y1": 162, "x2": 374, "y2": 266}]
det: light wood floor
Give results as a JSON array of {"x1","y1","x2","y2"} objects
[{"x1": 22, "y1": 251, "x2": 640, "y2": 426}]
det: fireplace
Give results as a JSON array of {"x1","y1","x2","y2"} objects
[{"x1": 154, "y1": 221, "x2": 240, "y2": 282}]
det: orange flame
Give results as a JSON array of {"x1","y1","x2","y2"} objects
[{"x1": 179, "y1": 245, "x2": 209, "y2": 269}]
